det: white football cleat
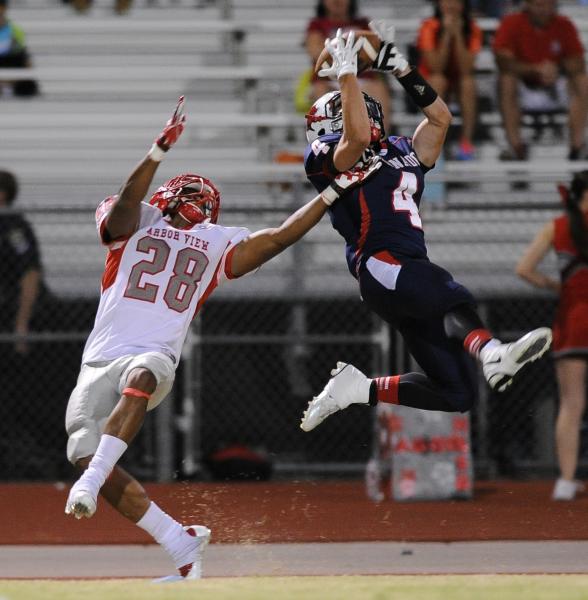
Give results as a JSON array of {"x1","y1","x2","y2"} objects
[
  {"x1": 179, "y1": 525, "x2": 211, "y2": 579},
  {"x1": 64, "y1": 485, "x2": 97, "y2": 520},
  {"x1": 153, "y1": 525, "x2": 211, "y2": 583},
  {"x1": 300, "y1": 361, "x2": 372, "y2": 432},
  {"x1": 481, "y1": 327, "x2": 552, "y2": 392},
  {"x1": 552, "y1": 479, "x2": 585, "y2": 501}
]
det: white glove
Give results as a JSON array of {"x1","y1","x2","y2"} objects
[
  {"x1": 318, "y1": 28, "x2": 364, "y2": 80},
  {"x1": 369, "y1": 20, "x2": 409, "y2": 76},
  {"x1": 321, "y1": 155, "x2": 383, "y2": 205}
]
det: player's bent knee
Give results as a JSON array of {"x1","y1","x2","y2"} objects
[
  {"x1": 120, "y1": 352, "x2": 175, "y2": 411},
  {"x1": 445, "y1": 389, "x2": 475, "y2": 413},
  {"x1": 125, "y1": 368, "x2": 157, "y2": 395},
  {"x1": 66, "y1": 423, "x2": 101, "y2": 465}
]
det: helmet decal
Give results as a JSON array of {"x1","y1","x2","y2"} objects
[{"x1": 305, "y1": 91, "x2": 342, "y2": 143}]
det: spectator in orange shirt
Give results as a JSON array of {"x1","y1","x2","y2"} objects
[
  {"x1": 416, "y1": 0, "x2": 483, "y2": 160},
  {"x1": 305, "y1": 0, "x2": 391, "y2": 131},
  {"x1": 493, "y1": 0, "x2": 588, "y2": 160}
]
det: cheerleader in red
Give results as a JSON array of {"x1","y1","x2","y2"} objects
[{"x1": 517, "y1": 171, "x2": 588, "y2": 500}]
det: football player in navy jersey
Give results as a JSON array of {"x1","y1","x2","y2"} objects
[{"x1": 300, "y1": 23, "x2": 553, "y2": 432}]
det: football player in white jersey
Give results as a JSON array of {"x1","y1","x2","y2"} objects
[{"x1": 63, "y1": 97, "x2": 381, "y2": 581}]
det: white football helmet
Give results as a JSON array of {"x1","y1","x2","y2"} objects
[
  {"x1": 305, "y1": 91, "x2": 343, "y2": 144},
  {"x1": 305, "y1": 91, "x2": 385, "y2": 144}
]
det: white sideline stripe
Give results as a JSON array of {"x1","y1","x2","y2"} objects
[
  {"x1": 366, "y1": 256, "x2": 401, "y2": 291},
  {"x1": 1, "y1": 542, "x2": 588, "y2": 577}
]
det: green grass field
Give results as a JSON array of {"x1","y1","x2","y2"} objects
[{"x1": 2, "y1": 575, "x2": 588, "y2": 600}]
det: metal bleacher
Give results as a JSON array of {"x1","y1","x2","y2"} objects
[{"x1": 2, "y1": 0, "x2": 588, "y2": 299}]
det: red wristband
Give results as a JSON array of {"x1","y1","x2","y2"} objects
[{"x1": 122, "y1": 387, "x2": 151, "y2": 400}]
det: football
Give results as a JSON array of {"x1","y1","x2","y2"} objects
[{"x1": 314, "y1": 30, "x2": 381, "y2": 78}]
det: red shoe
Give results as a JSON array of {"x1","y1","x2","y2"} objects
[{"x1": 455, "y1": 139, "x2": 475, "y2": 161}]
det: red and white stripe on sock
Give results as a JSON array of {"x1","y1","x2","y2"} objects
[
  {"x1": 373, "y1": 375, "x2": 400, "y2": 404},
  {"x1": 463, "y1": 328, "x2": 493, "y2": 358}
]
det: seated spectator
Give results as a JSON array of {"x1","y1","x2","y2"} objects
[
  {"x1": 305, "y1": 0, "x2": 392, "y2": 131},
  {"x1": 470, "y1": 0, "x2": 506, "y2": 18},
  {"x1": 0, "y1": 0, "x2": 39, "y2": 97},
  {"x1": 70, "y1": 0, "x2": 132, "y2": 15},
  {"x1": 416, "y1": 0, "x2": 482, "y2": 160},
  {"x1": 493, "y1": 0, "x2": 588, "y2": 160}
]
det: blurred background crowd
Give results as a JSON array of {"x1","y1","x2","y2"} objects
[{"x1": 0, "y1": 0, "x2": 586, "y2": 502}]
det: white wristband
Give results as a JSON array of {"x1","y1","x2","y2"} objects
[
  {"x1": 148, "y1": 144, "x2": 166, "y2": 162},
  {"x1": 321, "y1": 186, "x2": 339, "y2": 206}
]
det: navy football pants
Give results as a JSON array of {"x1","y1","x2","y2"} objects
[{"x1": 359, "y1": 256, "x2": 479, "y2": 412}]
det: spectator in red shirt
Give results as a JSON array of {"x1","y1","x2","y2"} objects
[
  {"x1": 493, "y1": 0, "x2": 588, "y2": 160},
  {"x1": 417, "y1": 0, "x2": 483, "y2": 160},
  {"x1": 305, "y1": 0, "x2": 391, "y2": 131}
]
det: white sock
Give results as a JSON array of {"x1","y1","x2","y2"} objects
[
  {"x1": 137, "y1": 501, "x2": 196, "y2": 568},
  {"x1": 78, "y1": 434, "x2": 127, "y2": 497},
  {"x1": 479, "y1": 339, "x2": 501, "y2": 362}
]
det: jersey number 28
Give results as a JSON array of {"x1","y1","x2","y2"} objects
[{"x1": 124, "y1": 236, "x2": 209, "y2": 313}]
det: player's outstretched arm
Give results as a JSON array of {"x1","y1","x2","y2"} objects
[
  {"x1": 334, "y1": 71, "x2": 372, "y2": 171},
  {"x1": 410, "y1": 94, "x2": 452, "y2": 167},
  {"x1": 229, "y1": 160, "x2": 382, "y2": 277},
  {"x1": 103, "y1": 97, "x2": 186, "y2": 242},
  {"x1": 229, "y1": 195, "x2": 329, "y2": 278},
  {"x1": 369, "y1": 20, "x2": 451, "y2": 167},
  {"x1": 319, "y1": 29, "x2": 371, "y2": 172}
]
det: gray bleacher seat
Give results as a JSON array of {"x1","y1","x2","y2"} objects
[{"x1": 4, "y1": 0, "x2": 587, "y2": 297}]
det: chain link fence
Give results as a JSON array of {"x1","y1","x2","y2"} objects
[{"x1": 0, "y1": 176, "x2": 585, "y2": 482}]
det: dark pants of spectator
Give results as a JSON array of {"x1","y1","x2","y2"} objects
[
  {"x1": 0, "y1": 295, "x2": 97, "y2": 480},
  {"x1": 0, "y1": 51, "x2": 39, "y2": 97}
]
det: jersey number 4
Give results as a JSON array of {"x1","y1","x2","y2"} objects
[
  {"x1": 124, "y1": 236, "x2": 209, "y2": 313},
  {"x1": 391, "y1": 172, "x2": 422, "y2": 229}
]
